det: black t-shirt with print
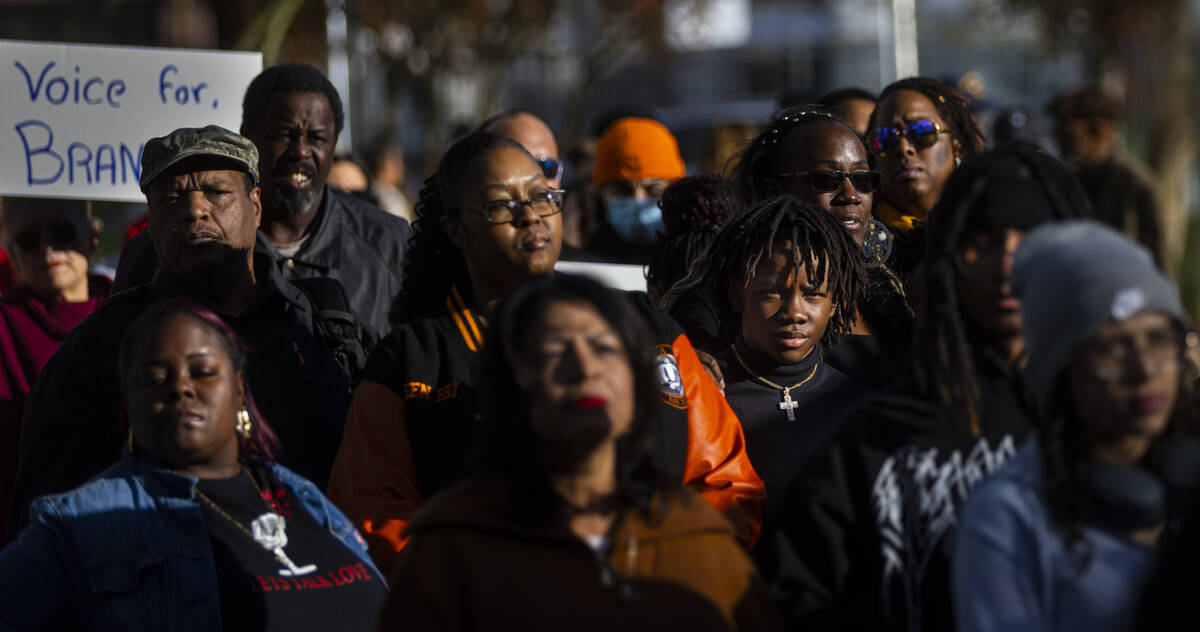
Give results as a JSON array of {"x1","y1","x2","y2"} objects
[{"x1": 195, "y1": 465, "x2": 386, "y2": 631}]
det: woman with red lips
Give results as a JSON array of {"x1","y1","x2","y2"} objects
[
  {"x1": 328, "y1": 132, "x2": 764, "y2": 577},
  {"x1": 676, "y1": 196, "x2": 868, "y2": 521},
  {"x1": 0, "y1": 301, "x2": 386, "y2": 631},
  {"x1": 378, "y1": 274, "x2": 780, "y2": 632},
  {"x1": 954, "y1": 221, "x2": 1192, "y2": 632},
  {"x1": 0, "y1": 197, "x2": 107, "y2": 542},
  {"x1": 866, "y1": 77, "x2": 988, "y2": 234}
]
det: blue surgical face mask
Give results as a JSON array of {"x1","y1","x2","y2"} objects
[{"x1": 605, "y1": 196, "x2": 663, "y2": 244}]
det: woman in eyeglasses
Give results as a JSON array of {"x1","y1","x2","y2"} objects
[
  {"x1": 0, "y1": 197, "x2": 107, "y2": 542},
  {"x1": 720, "y1": 107, "x2": 911, "y2": 389},
  {"x1": 327, "y1": 132, "x2": 765, "y2": 576},
  {"x1": 866, "y1": 77, "x2": 988, "y2": 233},
  {"x1": 954, "y1": 221, "x2": 1190, "y2": 632}
]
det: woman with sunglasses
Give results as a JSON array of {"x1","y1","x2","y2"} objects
[
  {"x1": 866, "y1": 77, "x2": 988, "y2": 233},
  {"x1": 724, "y1": 107, "x2": 912, "y2": 389},
  {"x1": 327, "y1": 132, "x2": 764, "y2": 576},
  {"x1": 0, "y1": 197, "x2": 107, "y2": 542},
  {"x1": 954, "y1": 221, "x2": 1190, "y2": 632}
]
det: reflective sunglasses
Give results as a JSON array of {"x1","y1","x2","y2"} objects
[
  {"x1": 535, "y1": 156, "x2": 563, "y2": 181},
  {"x1": 13, "y1": 221, "x2": 79, "y2": 252},
  {"x1": 775, "y1": 169, "x2": 881, "y2": 194},
  {"x1": 867, "y1": 119, "x2": 951, "y2": 156}
]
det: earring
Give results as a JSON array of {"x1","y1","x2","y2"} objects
[
  {"x1": 236, "y1": 408, "x2": 252, "y2": 438},
  {"x1": 955, "y1": 155, "x2": 962, "y2": 167}
]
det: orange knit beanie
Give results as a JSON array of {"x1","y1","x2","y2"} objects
[{"x1": 593, "y1": 118, "x2": 686, "y2": 188}]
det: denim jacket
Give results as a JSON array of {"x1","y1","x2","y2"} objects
[{"x1": 0, "y1": 454, "x2": 381, "y2": 631}]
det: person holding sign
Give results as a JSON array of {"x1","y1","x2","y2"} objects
[
  {"x1": 0, "y1": 301, "x2": 386, "y2": 631},
  {"x1": 114, "y1": 64, "x2": 411, "y2": 339},
  {"x1": 0, "y1": 197, "x2": 108, "y2": 542},
  {"x1": 8, "y1": 126, "x2": 361, "y2": 540}
]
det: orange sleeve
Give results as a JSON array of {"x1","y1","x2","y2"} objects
[
  {"x1": 326, "y1": 380, "x2": 421, "y2": 576},
  {"x1": 673, "y1": 333, "x2": 765, "y2": 549}
]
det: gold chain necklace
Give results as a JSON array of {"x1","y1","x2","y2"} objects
[
  {"x1": 193, "y1": 468, "x2": 317, "y2": 577},
  {"x1": 730, "y1": 344, "x2": 819, "y2": 422}
]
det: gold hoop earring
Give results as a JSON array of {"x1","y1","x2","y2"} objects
[{"x1": 236, "y1": 408, "x2": 252, "y2": 438}]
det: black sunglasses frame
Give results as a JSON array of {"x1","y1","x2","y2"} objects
[
  {"x1": 775, "y1": 169, "x2": 881, "y2": 194},
  {"x1": 13, "y1": 221, "x2": 79, "y2": 252}
]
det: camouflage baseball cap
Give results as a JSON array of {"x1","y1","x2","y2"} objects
[{"x1": 139, "y1": 125, "x2": 259, "y2": 190}]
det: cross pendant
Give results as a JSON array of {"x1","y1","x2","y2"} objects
[{"x1": 779, "y1": 389, "x2": 798, "y2": 422}]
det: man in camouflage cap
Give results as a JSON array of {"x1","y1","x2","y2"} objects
[{"x1": 9, "y1": 126, "x2": 360, "y2": 538}]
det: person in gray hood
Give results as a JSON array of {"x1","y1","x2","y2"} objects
[{"x1": 954, "y1": 220, "x2": 1191, "y2": 632}]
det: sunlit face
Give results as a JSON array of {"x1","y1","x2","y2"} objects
[
  {"x1": 490, "y1": 113, "x2": 562, "y2": 189},
  {"x1": 736, "y1": 242, "x2": 834, "y2": 365},
  {"x1": 956, "y1": 227, "x2": 1024, "y2": 342},
  {"x1": 1067, "y1": 312, "x2": 1181, "y2": 453},
  {"x1": 250, "y1": 91, "x2": 336, "y2": 218},
  {"x1": 126, "y1": 314, "x2": 244, "y2": 471},
  {"x1": 871, "y1": 89, "x2": 959, "y2": 214},
  {"x1": 774, "y1": 121, "x2": 874, "y2": 244},
  {"x1": 837, "y1": 97, "x2": 876, "y2": 139},
  {"x1": 4, "y1": 203, "x2": 93, "y2": 302},
  {"x1": 444, "y1": 145, "x2": 563, "y2": 293},
  {"x1": 328, "y1": 160, "x2": 370, "y2": 193},
  {"x1": 146, "y1": 168, "x2": 261, "y2": 282},
  {"x1": 514, "y1": 300, "x2": 636, "y2": 464}
]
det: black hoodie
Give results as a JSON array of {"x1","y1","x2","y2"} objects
[{"x1": 756, "y1": 347, "x2": 1036, "y2": 631}]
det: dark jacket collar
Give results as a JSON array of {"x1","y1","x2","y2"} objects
[
  {"x1": 148, "y1": 237, "x2": 306, "y2": 314},
  {"x1": 259, "y1": 186, "x2": 343, "y2": 271}
]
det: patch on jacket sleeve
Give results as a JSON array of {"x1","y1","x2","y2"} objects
[{"x1": 654, "y1": 344, "x2": 688, "y2": 409}]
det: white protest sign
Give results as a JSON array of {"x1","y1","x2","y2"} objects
[
  {"x1": 1, "y1": 40, "x2": 262, "y2": 202},
  {"x1": 555, "y1": 260, "x2": 647, "y2": 293}
]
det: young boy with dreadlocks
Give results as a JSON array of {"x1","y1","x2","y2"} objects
[
  {"x1": 755, "y1": 143, "x2": 1091, "y2": 632},
  {"x1": 688, "y1": 196, "x2": 868, "y2": 521}
]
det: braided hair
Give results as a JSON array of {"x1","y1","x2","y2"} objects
[
  {"x1": 868, "y1": 77, "x2": 989, "y2": 159},
  {"x1": 728, "y1": 106, "x2": 859, "y2": 211},
  {"x1": 667, "y1": 195, "x2": 866, "y2": 348},
  {"x1": 393, "y1": 132, "x2": 531, "y2": 322},
  {"x1": 645, "y1": 174, "x2": 733, "y2": 299},
  {"x1": 909, "y1": 142, "x2": 1090, "y2": 431}
]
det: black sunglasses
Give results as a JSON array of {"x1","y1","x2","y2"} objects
[
  {"x1": 13, "y1": 221, "x2": 78, "y2": 252},
  {"x1": 535, "y1": 156, "x2": 563, "y2": 181},
  {"x1": 867, "y1": 119, "x2": 951, "y2": 156},
  {"x1": 775, "y1": 169, "x2": 881, "y2": 194}
]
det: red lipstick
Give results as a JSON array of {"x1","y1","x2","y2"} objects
[{"x1": 575, "y1": 396, "x2": 607, "y2": 410}]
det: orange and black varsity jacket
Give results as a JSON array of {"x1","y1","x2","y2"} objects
[{"x1": 326, "y1": 286, "x2": 765, "y2": 575}]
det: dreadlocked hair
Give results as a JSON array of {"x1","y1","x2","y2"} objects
[
  {"x1": 666, "y1": 195, "x2": 866, "y2": 348},
  {"x1": 728, "y1": 106, "x2": 857, "y2": 211},
  {"x1": 646, "y1": 174, "x2": 733, "y2": 299},
  {"x1": 869, "y1": 77, "x2": 989, "y2": 158},
  {"x1": 909, "y1": 142, "x2": 1091, "y2": 433},
  {"x1": 393, "y1": 132, "x2": 531, "y2": 322}
]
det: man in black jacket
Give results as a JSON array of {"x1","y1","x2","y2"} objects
[
  {"x1": 757, "y1": 144, "x2": 1091, "y2": 631},
  {"x1": 114, "y1": 64, "x2": 411, "y2": 338},
  {"x1": 8, "y1": 126, "x2": 356, "y2": 538}
]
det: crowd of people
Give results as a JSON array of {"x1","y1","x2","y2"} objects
[{"x1": 0, "y1": 61, "x2": 1195, "y2": 631}]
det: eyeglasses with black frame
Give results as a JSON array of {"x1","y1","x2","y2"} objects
[
  {"x1": 455, "y1": 190, "x2": 566, "y2": 225},
  {"x1": 868, "y1": 119, "x2": 952, "y2": 156},
  {"x1": 775, "y1": 169, "x2": 881, "y2": 194},
  {"x1": 13, "y1": 221, "x2": 79, "y2": 252}
]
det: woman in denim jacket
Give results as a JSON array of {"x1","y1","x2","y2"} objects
[{"x1": 0, "y1": 300, "x2": 385, "y2": 631}]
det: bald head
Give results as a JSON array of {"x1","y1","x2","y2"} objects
[{"x1": 481, "y1": 111, "x2": 560, "y2": 187}]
